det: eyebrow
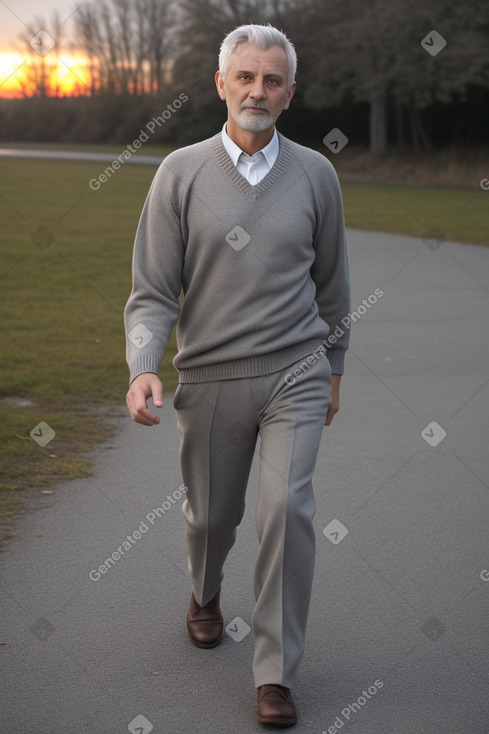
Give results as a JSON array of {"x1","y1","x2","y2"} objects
[{"x1": 235, "y1": 70, "x2": 284, "y2": 81}]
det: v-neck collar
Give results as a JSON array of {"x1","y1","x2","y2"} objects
[{"x1": 209, "y1": 132, "x2": 292, "y2": 199}]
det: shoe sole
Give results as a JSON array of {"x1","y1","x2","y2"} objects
[
  {"x1": 256, "y1": 714, "x2": 297, "y2": 726},
  {"x1": 186, "y1": 629, "x2": 223, "y2": 648}
]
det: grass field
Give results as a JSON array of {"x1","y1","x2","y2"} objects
[
  {"x1": 0, "y1": 157, "x2": 178, "y2": 535},
  {"x1": 342, "y1": 181, "x2": 489, "y2": 246},
  {"x1": 0, "y1": 152, "x2": 488, "y2": 538}
]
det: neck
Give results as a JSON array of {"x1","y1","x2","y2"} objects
[{"x1": 225, "y1": 118, "x2": 275, "y2": 155}]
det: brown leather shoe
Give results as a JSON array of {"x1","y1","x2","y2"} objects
[
  {"x1": 257, "y1": 684, "x2": 297, "y2": 726},
  {"x1": 186, "y1": 588, "x2": 223, "y2": 648}
]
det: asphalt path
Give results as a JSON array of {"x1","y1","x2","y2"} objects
[{"x1": 1, "y1": 221, "x2": 489, "y2": 733}]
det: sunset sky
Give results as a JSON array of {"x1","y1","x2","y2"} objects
[
  {"x1": 0, "y1": 0, "x2": 88, "y2": 97},
  {"x1": 0, "y1": 0, "x2": 76, "y2": 43}
]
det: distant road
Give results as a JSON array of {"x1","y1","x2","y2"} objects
[{"x1": 0, "y1": 148, "x2": 164, "y2": 165}]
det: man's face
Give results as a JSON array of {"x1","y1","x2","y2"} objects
[{"x1": 215, "y1": 43, "x2": 296, "y2": 133}]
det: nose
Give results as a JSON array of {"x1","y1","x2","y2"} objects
[{"x1": 249, "y1": 78, "x2": 266, "y2": 100}]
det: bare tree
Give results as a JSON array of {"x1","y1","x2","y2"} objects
[
  {"x1": 133, "y1": 0, "x2": 174, "y2": 94},
  {"x1": 16, "y1": 13, "x2": 64, "y2": 98},
  {"x1": 301, "y1": 0, "x2": 489, "y2": 160},
  {"x1": 74, "y1": 0, "x2": 175, "y2": 96}
]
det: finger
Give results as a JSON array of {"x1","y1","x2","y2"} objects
[
  {"x1": 136, "y1": 412, "x2": 160, "y2": 426},
  {"x1": 134, "y1": 406, "x2": 161, "y2": 426},
  {"x1": 151, "y1": 381, "x2": 164, "y2": 408},
  {"x1": 127, "y1": 391, "x2": 159, "y2": 425},
  {"x1": 325, "y1": 404, "x2": 337, "y2": 426}
]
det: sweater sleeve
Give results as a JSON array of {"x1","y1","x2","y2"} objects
[
  {"x1": 309, "y1": 159, "x2": 351, "y2": 374},
  {"x1": 124, "y1": 159, "x2": 185, "y2": 384}
]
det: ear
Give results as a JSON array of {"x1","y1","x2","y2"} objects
[
  {"x1": 283, "y1": 81, "x2": 296, "y2": 111},
  {"x1": 215, "y1": 70, "x2": 226, "y2": 100}
]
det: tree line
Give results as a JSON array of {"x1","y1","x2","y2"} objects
[{"x1": 5, "y1": 0, "x2": 489, "y2": 159}]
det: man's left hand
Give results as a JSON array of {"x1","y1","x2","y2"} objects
[{"x1": 325, "y1": 374, "x2": 341, "y2": 426}]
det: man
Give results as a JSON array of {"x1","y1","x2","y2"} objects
[{"x1": 125, "y1": 23, "x2": 350, "y2": 727}]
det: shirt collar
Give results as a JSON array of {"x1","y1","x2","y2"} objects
[{"x1": 221, "y1": 122, "x2": 279, "y2": 167}]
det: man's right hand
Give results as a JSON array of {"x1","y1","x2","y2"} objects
[{"x1": 126, "y1": 373, "x2": 164, "y2": 426}]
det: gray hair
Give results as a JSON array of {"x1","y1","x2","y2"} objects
[{"x1": 218, "y1": 24, "x2": 297, "y2": 89}]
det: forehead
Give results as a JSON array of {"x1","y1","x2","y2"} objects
[{"x1": 228, "y1": 42, "x2": 289, "y2": 76}]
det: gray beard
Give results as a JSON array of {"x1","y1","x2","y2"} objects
[{"x1": 231, "y1": 106, "x2": 275, "y2": 132}]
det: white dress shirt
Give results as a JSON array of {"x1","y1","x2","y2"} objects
[{"x1": 221, "y1": 122, "x2": 279, "y2": 185}]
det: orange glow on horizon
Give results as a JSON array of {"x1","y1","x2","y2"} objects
[{"x1": 0, "y1": 50, "x2": 92, "y2": 98}]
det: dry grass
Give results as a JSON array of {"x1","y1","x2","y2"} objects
[{"x1": 328, "y1": 146, "x2": 488, "y2": 190}]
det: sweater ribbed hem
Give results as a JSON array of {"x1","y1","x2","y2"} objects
[{"x1": 177, "y1": 339, "x2": 324, "y2": 383}]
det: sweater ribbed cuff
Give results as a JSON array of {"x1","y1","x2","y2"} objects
[
  {"x1": 129, "y1": 353, "x2": 161, "y2": 385},
  {"x1": 324, "y1": 346, "x2": 346, "y2": 375}
]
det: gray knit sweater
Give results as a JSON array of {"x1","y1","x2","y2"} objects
[{"x1": 124, "y1": 131, "x2": 351, "y2": 384}]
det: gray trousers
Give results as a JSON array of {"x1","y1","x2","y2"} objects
[{"x1": 173, "y1": 350, "x2": 332, "y2": 689}]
